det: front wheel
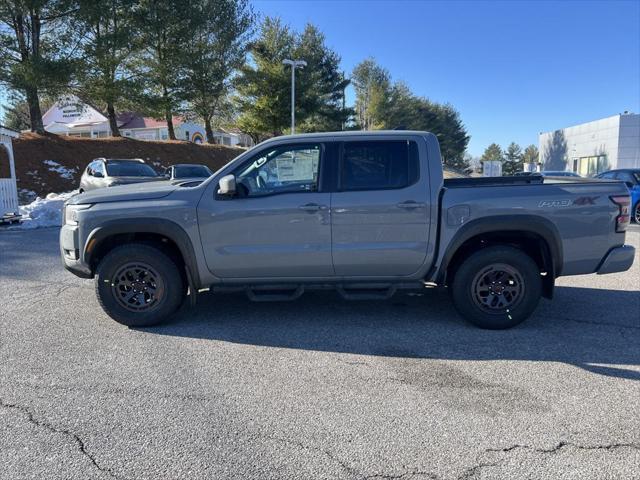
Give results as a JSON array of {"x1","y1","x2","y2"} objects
[
  {"x1": 450, "y1": 246, "x2": 542, "y2": 329},
  {"x1": 95, "y1": 243, "x2": 185, "y2": 327},
  {"x1": 634, "y1": 201, "x2": 640, "y2": 224}
]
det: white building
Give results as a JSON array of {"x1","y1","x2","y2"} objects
[
  {"x1": 539, "y1": 113, "x2": 640, "y2": 176},
  {"x1": 42, "y1": 97, "x2": 252, "y2": 147},
  {"x1": 0, "y1": 125, "x2": 20, "y2": 218}
]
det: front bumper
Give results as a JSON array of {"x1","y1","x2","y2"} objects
[
  {"x1": 596, "y1": 245, "x2": 636, "y2": 275},
  {"x1": 60, "y1": 224, "x2": 92, "y2": 278}
]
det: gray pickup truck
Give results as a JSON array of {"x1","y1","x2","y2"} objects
[{"x1": 60, "y1": 131, "x2": 635, "y2": 329}]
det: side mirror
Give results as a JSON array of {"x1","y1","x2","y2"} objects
[
  {"x1": 217, "y1": 174, "x2": 236, "y2": 196},
  {"x1": 94, "y1": 171, "x2": 104, "y2": 178}
]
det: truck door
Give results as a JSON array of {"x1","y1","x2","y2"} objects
[
  {"x1": 331, "y1": 139, "x2": 430, "y2": 276},
  {"x1": 197, "y1": 143, "x2": 333, "y2": 279}
]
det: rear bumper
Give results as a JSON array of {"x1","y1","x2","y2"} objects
[{"x1": 596, "y1": 245, "x2": 635, "y2": 275}]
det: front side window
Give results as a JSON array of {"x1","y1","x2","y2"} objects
[
  {"x1": 341, "y1": 140, "x2": 418, "y2": 191},
  {"x1": 87, "y1": 161, "x2": 98, "y2": 175},
  {"x1": 235, "y1": 144, "x2": 321, "y2": 197}
]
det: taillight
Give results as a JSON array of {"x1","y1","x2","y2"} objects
[{"x1": 610, "y1": 195, "x2": 631, "y2": 233}]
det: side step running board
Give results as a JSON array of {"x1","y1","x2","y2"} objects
[
  {"x1": 336, "y1": 284, "x2": 397, "y2": 300},
  {"x1": 246, "y1": 285, "x2": 305, "y2": 302}
]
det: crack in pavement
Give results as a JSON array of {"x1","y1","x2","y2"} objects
[
  {"x1": 364, "y1": 470, "x2": 439, "y2": 479},
  {"x1": 458, "y1": 440, "x2": 640, "y2": 479},
  {"x1": 561, "y1": 316, "x2": 640, "y2": 331},
  {"x1": 260, "y1": 433, "x2": 440, "y2": 480},
  {"x1": 259, "y1": 433, "x2": 361, "y2": 478},
  {"x1": 457, "y1": 460, "x2": 501, "y2": 480},
  {"x1": 487, "y1": 440, "x2": 640, "y2": 454},
  {"x1": 0, "y1": 397, "x2": 122, "y2": 479}
]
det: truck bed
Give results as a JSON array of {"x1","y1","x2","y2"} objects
[{"x1": 438, "y1": 175, "x2": 629, "y2": 278}]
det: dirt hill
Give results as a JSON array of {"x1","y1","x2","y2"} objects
[{"x1": 12, "y1": 133, "x2": 244, "y2": 203}]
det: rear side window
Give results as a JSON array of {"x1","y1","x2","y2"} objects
[
  {"x1": 599, "y1": 172, "x2": 617, "y2": 179},
  {"x1": 340, "y1": 140, "x2": 418, "y2": 191},
  {"x1": 618, "y1": 172, "x2": 639, "y2": 185}
]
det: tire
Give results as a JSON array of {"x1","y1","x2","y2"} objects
[
  {"x1": 634, "y1": 201, "x2": 640, "y2": 224},
  {"x1": 95, "y1": 243, "x2": 185, "y2": 327},
  {"x1": 450, "y1": 246, "x2": 542, "y2": 329}
]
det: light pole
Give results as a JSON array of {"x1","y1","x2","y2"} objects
[{"x1": 283, "y1": 59, "x2": 307, "y2": 134}]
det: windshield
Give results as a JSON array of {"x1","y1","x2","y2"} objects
[
  {"x1": 633, "y1": 172, "x2": 640, "y2": 183},
  {"x1": 174, "y1": 165, "x2": 212, "y2": 178},
  {"x1": 106, "y1": 161, "x2": 157, "y2": 177}
]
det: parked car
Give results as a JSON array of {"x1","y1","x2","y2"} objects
[
  {"x1": 540, "y1": 171, "x2": 581, "y2": 177},
  {"x1": 61, "y1": 131, "x2": 635, "y2": 330},
  {"x1": 163, "y1": 164, "x2": 213, "y2": 183},
  {"x1": 79, "y1": 158, "x2": 161, "y2": 193},
  {"x1": 596, "y1": 169, "x2": 640, "y2": 223}
]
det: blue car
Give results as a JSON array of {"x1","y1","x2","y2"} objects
[{"x1": 596, "y1": 169, "x2": 640, "y2": 223}]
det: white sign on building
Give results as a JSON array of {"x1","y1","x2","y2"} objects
[{"x1": 483, "y1": 160, "x2": 503, "y2": 177}]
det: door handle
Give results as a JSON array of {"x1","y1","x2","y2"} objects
[
  {"x1": 396, "y1": 201, "x2": 426, "y2": 209},
  {"x1": 299, "y1": 203, "x2": 324, "y2": 212}
]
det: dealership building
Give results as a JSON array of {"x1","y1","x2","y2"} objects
[{"x1": 539, "y1": 112, "x2": 639, "y2": 176}]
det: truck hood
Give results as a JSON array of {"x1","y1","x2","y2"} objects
[{"x1": 70, "y1": 181, "x2": 178, "y2": 204}]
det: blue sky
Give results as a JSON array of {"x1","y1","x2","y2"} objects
[
  {"x1": 1, "y1": 1, "x2": 638, "y2": 156},
  {"x1": 254, "y1": 0, "x2": 640, "y2": 155}
]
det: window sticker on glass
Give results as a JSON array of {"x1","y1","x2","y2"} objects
[{"x1": 276, "y1": 155, "x2": 314, "y2": 182}]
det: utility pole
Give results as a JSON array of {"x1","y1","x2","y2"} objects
[
  {"x1": 341, "y1": 70, "x2": 347, "y2": 131},
  {"x1": 283, "y1": 59, "x2": 307, "y2": 134}
]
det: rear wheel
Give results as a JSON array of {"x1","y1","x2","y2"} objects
[
  {"x1": 634, "y1": 201, "x2": 640, "y2": 224},
  {"x1": 95, "y1": 243, "x2": 185, "y2": 327},
  {"x1": 450, "y1": 246, "x2": 542, "y2": 329}
]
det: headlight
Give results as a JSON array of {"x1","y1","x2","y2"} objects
[{"x1": 64, "y1": 204, "x2": 92, "y2": 225}]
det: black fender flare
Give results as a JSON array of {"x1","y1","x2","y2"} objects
[
  {"x1": 84, "y1": 218, "x2": 201, "y2": 289},
  {"x1": 436, "y1": 215, "x2": 563, "y2": 284}
]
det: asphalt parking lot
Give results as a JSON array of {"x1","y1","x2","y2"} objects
[{"x1": 1, "y1": 226, "x2": 639, "y2": 480}]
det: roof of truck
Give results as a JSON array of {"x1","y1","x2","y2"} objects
[{"x1": 261, "y1": 130, "x2": 433, "y2": 143}]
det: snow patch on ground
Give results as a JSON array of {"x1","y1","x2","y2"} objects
[
  {"x1": 43, "y1": 160, "x2": 76, "y2": 180},
  {"x1": 13, "y1": 190, "x2": 78, "y2": 229}
]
